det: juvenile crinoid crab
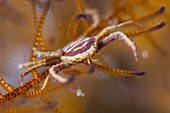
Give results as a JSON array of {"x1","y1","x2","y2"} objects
[{"x1": 18, "y1": 3, "x2": 166, "y2": 90}]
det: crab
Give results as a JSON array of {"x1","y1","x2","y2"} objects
[{"x1": 18, "y1": 7, "x2": 165, "y2": 89}]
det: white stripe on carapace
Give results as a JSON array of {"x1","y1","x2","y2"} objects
[
  {"x1": 49, "y1": 65, "x2": 68, "y2": 83},
  {"x1": 61, "y1": 45, "x2": 96, "y2": 63},
  {"x1": 63, "y1": 37, "x2": 90, "y2": 53},
  {"x1": 73, "y1": 41, "x2": 89, "y2": 52}
]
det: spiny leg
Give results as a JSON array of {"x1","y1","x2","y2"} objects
[
  {"x1": 20, "y1": 65, "x2": 44, "y2": 86},
  {"x1": 97, "y1": 31, "x2": 138, "y2": 61},
  {"x1": 18, "y1": 59, "x2": 46, "y2": 69},
  {"x1": 18, "y1": 56, "x2": 60, "y2": 69},
  {"x1": 41, "y1": 63, "x2": 74, "y2": 89},
  {"x1": 20, "y1": 59, "x2": 59, "y2": 86},
  {"x1": 95, "y1": 20, "x2": 142, "y2": 40},
  {"x1": 33, "y1": 47, "x2": 63, "y2": 58}
]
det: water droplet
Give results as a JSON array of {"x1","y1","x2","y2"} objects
[
  {"x1": 75, "y1": 89, "x2": 85, "y2": 97},
  {"x1": 142, "y1": 50, "x2": 149, "y2": 59}
]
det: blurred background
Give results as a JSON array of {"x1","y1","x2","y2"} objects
[{"x1": 0, "y1": 0, "x2": 170, "y2": 113}]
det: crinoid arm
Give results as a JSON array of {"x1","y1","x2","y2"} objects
[
  {"x1": 135, "y1": 5, "x2": 165, "y2": 22},
  {"x1": 31, "y1": 0, "x2": 52, "y2": 61},
  {"x1": 0, "y1": 75, "x2": 14, "y2": 92},
  {"x1": 81, "y1": 9, "x2": 100, "y2": 36},
  {"x1": 126, "y1": 22, "x2": 166, "y2": 37},
  {"x1": 93, "y1": 63, "x2": 145, "y2": 77}
]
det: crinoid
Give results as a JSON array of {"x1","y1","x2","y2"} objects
[{"x1": 0, "y1": 0, "x2": 167, "y2": 113}]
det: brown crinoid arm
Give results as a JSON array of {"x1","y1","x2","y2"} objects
[
  {"x1": 0, "y1": 75, "x2": 14, "y2": 92},
  {"x1": 69, "y1": 12, "x2": 88, "y2": 41},
  {"x1": 29, "y1": 0, "x2": 51, "y2": 80},
  {"x1": 0, "y1": 70, "x2": 48, "y2": 104},
  {"x1": 89, "y1": 5, "x2": 165, "y2": 36},
  {"x1": 24, "y1": 84, "x2": 59, "y2": 97},
  {"x1": 134, "y1": 5, "x2": 165, "y2": 22},
  {"x1": 31, "y1": 0, "x2": 51, "y2": 61},
  {"x1": 126, "y1": 22, "x2": 166, "y2": 37},
  {"x1": 93, "y1": 63, "x2": 145, "y2": 77},
  {"x1": 69, "y1": 0, "x2": 90, "y2": 41},
  {"x1": 73, "y1": 0, "x2": 89, "y2": 29}
]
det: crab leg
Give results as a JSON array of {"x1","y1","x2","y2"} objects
[
  {"x1": 41, "y1": 63, "x2": 74, "y2": 89},
  {"x1": 18, "y1": 56, "x2": 59, "y2": 69},
  {"x1": 33, "y1": 47, "x2": 63, "y2": 58},
  {"x1": 97, "y1": 31, "x2": 138, "y2": 61},
  {"x1": 20, "y1": 59, "x2": 59, "y2": 86},
  {"x1": 18, "y1": 59, "x2": 46, "y2": 69},
  {"x1": 95, "y1": 20, "x2": 141, "y2": 40}
]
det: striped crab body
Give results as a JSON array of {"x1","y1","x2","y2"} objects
[{"x1": 62, "y1": 37, "x2": 97, "y2": 64}]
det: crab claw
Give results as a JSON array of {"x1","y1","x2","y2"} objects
[
  {"x1": 49, "y1": 65, "x2": 75, "y2": 85},
  {"x1": 122, "y1": 37, "x2": 138, "y2": 61},
  {"x1": 115, "y1": 31, "x2": 138, "y2": 61}
]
